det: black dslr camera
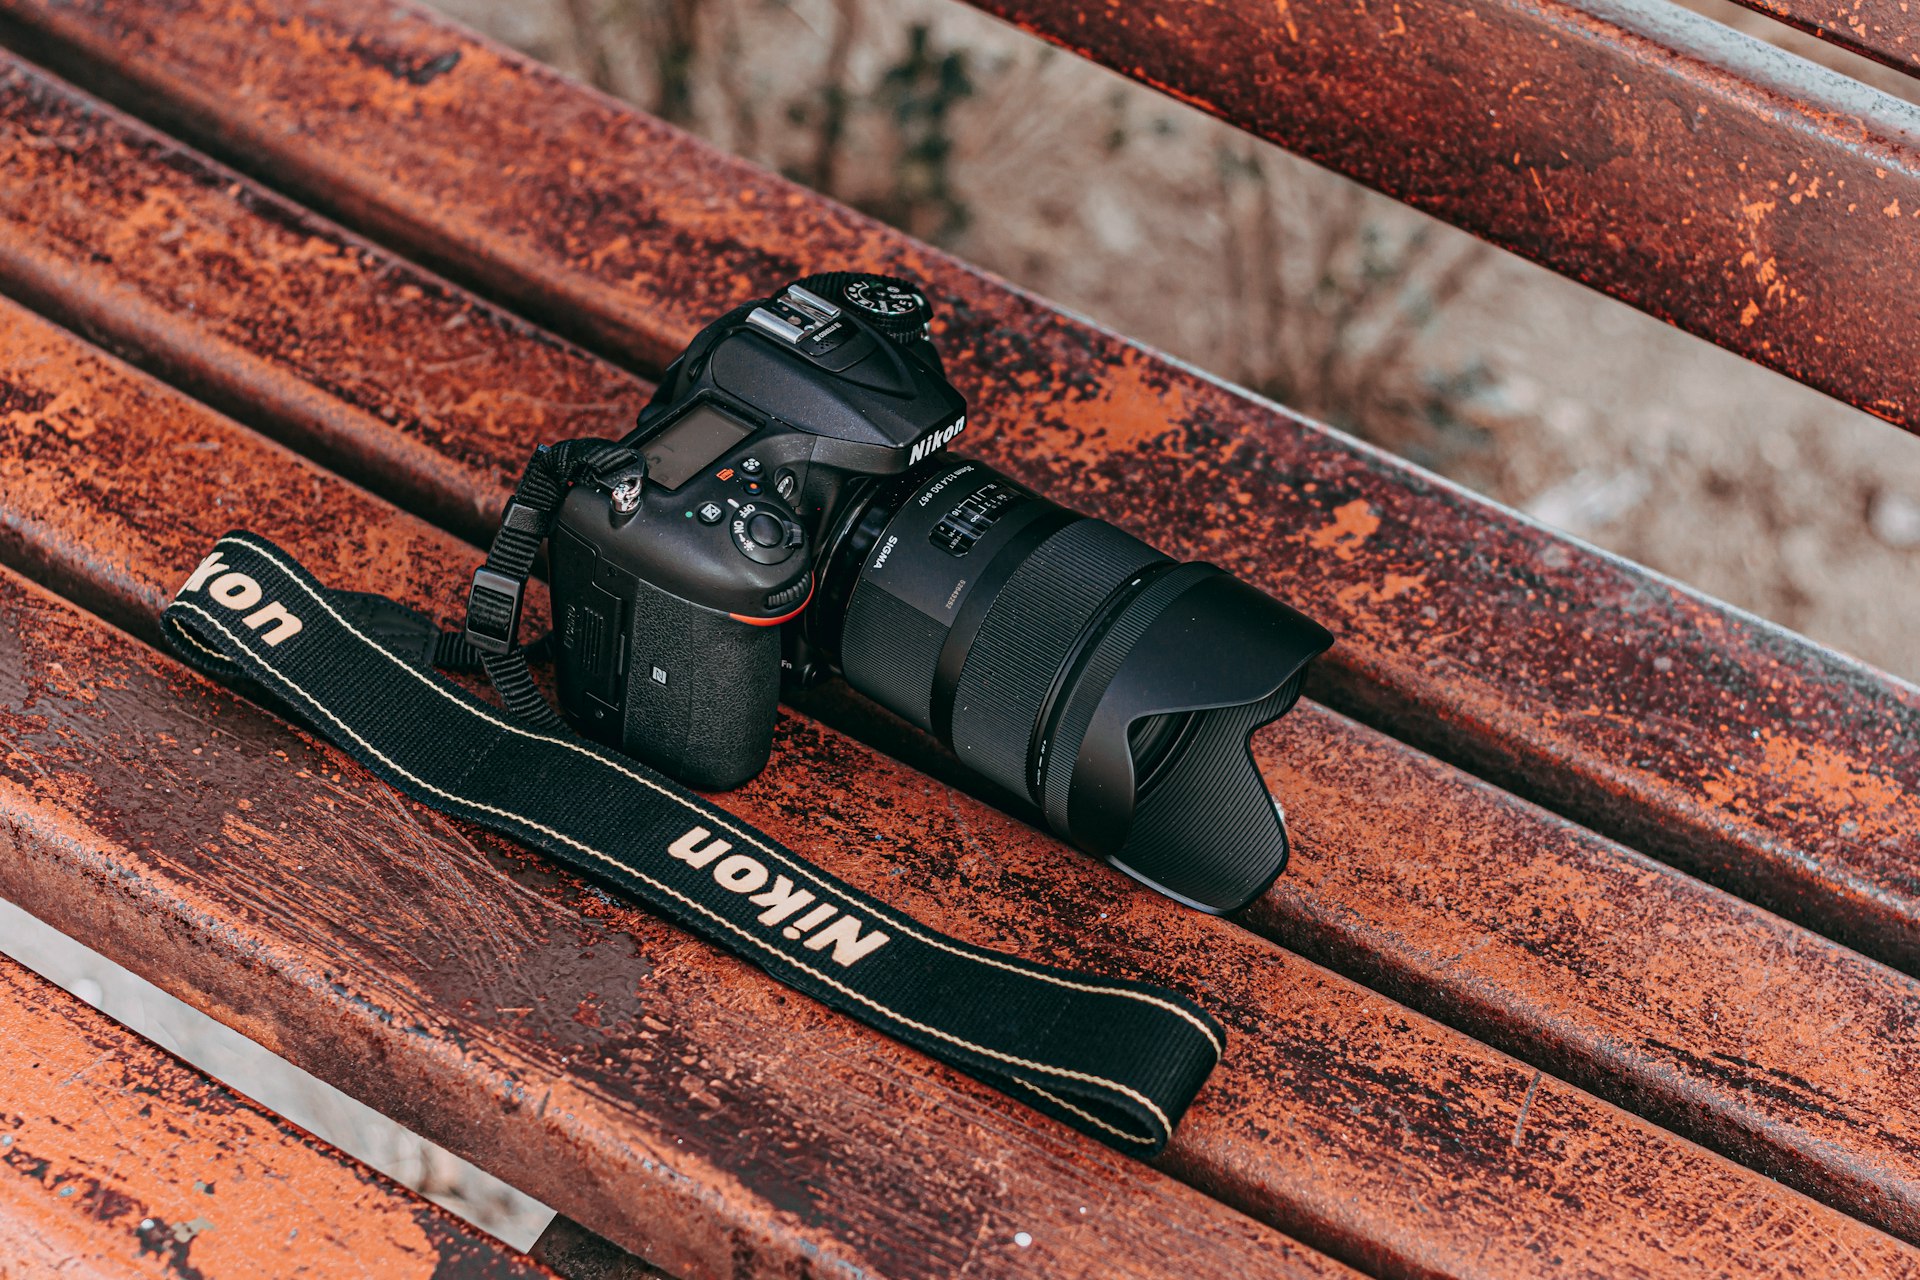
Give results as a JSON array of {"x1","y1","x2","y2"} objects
[{"x1": 546, "y1": 273, "x2": 1331, "y2": 912}]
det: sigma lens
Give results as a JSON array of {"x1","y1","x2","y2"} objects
[{"x1": 809, "y1": 457, "x2": 1332, "y2": 913}]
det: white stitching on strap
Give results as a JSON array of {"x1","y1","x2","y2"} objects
[
  {"x1": 210, "y1": 532, "x2": 1224, "y2": 1058},
  {"x1": 171, "y1": 591, "x2": 1176, "y2": 1144}
]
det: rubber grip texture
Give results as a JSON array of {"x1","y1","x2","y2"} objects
[{"x1": 621, "y1": 576, "x2": 781, "y2": 790}]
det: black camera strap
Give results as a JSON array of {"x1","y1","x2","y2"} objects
[
  {"x1": 451, "y1": 438, "x2": 637, "y2": 722},
  {"x1": 159, "y1": 523, "x2": 1225, "y2": 1156}
]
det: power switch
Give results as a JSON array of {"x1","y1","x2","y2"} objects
[{"x1": 730, "y1": 502, "x2": 803, "y2": 565}]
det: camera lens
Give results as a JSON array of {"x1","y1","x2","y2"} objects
[{"x1": 815, "y1": 458, "x2": 1332, "y2": 913}]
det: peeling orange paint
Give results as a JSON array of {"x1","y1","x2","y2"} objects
[
  {"x1": 1336, "y1": 571, "x2": 1428, "y2": 607},
  {"x1": 1305, "y1": 499, "x2": 1381, "y2": 561},
  {"x1": 1063, "y1": 350, "x2": 1193, "y2": 455},
  {"x1": 1749, "y1": 731, "x2": 1914, "y2": 843}
]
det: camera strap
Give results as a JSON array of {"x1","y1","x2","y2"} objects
[{"x1": 160, "y1": 526, "x2": 1225, "y2": 1157}]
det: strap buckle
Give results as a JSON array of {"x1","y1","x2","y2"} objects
[
  {"x1": 463, "y1": 567, "x2": 525, "y2": 655},
  {"x1": 499, "y1": 499, "x2": 547, "y2": 536}
]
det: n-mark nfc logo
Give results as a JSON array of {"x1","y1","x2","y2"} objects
[
  {"x1": 179, "y1": 550, "x2": 304, "y2": 646},
  {"x1": 907, "y1": 415, "x2": 966, "y2": 466},
  {"x1": 669, "y1": 827, "x2": 890, "y2": 967}
]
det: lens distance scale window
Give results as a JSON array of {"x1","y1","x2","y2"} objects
[{"x1": 931, "y1": 482, "x2": 1023, "y2": 557}]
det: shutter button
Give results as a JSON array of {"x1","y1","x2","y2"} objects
[
  {"x1": 748, "y1": 512, "x2": 784, "y2": 547},
  {"x1": 731, "y1": 502, "x2": 801, "y2": 564}
]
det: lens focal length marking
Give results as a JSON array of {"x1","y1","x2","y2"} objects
[{"x1": 931, "y1": 482, "x2": 1021, "y2": 557}]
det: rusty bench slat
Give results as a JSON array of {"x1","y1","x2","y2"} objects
[
  {"x1": 959, "y1": 0, "x2": 1920, "y2": 412},
  {"x1": 5, "y1": 0, "x2": 1916, "y2": 988},
  {"x1": 0, "y1": 951, "x2": 560, "y2": 1280},
  {"x1": 4, "y1": 53, "x2": 1920, "y2": 1246},
  {"x1": 4, "y1": 311, "x2": 1914, "y2": 1279},
  {"x1": 0, "y1": 58, "x2": 631, "y2": 545},
  {"x1": 0, "y1": 53, "x2": 631, "y2": 554},
  {"x1": 1721, "y1": 0, "x2": 1920, "y2": 75}
]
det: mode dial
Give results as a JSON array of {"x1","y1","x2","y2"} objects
[{"x1": 801, "y1": 272, "x2": 933, "y2": 343}]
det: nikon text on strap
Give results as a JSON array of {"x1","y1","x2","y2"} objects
[{"x1": 160, "y1": 529, "x2": 1224, "y2": 1154}]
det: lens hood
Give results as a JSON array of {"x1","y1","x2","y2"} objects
[{"x1": 1044, "y1": 567, "x2": 1333, "y2": 913}]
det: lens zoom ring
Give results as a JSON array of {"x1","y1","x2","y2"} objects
[
  {"x1": 841, "y1": 578, "x2": 949, "y2": 730},
  {"x1": 1040, "y1": 562, "x2": 1218, "y2": 828},
  {"x1": 950, "y1": 519, "x2": 1167, "y2": 800}
]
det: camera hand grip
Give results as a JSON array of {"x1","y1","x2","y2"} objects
[{"x1": 612, "y1": 576, "x2": 781, "y2": 791}]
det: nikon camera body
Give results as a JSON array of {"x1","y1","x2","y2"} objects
[{"x1": 548, "y1": 273, "x2": 1332, "y2": 913}]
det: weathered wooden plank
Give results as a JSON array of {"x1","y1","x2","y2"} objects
[
  {"x1": 1, "y1": 286, "x2": 1917, "y2": 1278},
  {"x1": 4, "y1": 55, "x2": 1920, "y2": 1246},
  {"x1": 0, "y1": 951, "x2": 560, "y2": 1280},
  {"x1": 961, "y1": 0, "x2": 1920, "y2": 433},
  {"x1": 5, "y1": 0, "x2": 1915, "y2": 985},
  {"x1": 1722, "y1": 0, "x2": 1920, "y2": 77},
  {"x1": 0, "y1": 56, "x2": 630, "y2": 544}
]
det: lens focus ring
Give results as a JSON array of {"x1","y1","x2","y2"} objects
[{"x1": 948, "y1": 519, "x2": 1167, "y2": 800}]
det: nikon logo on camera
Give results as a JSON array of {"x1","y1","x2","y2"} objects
[
  {"x1": 668, "y1": 826, "x2": 891, "y2": 967},
  {"x1": 907, "y1": 415, "x2": 966, "y2": 466},
  {"x1": 179, "y1": 550, "x2": 305, "y2": 646}
]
